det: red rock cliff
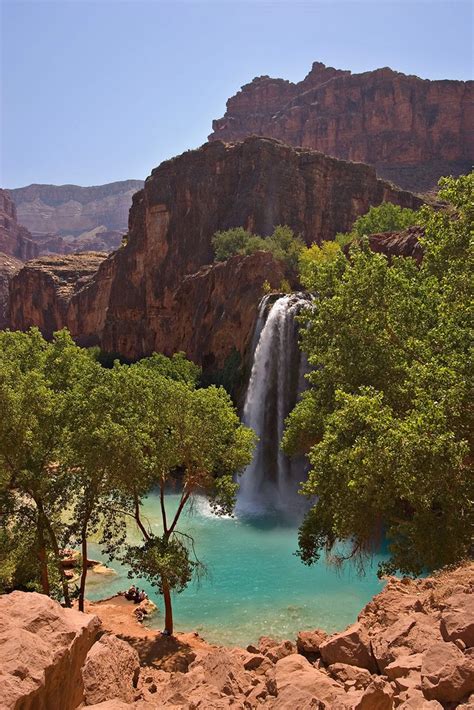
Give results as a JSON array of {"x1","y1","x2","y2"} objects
[
  {"x1": 210, "y1": 62, "x2": 473, "y2": 192},
  {"x1": 8, "y1": 138, "x2": 422, "y2": 367}
]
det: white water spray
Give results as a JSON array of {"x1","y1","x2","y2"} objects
[{"x1": 237, "y1": 293, "x2": 310, "y2": 515}]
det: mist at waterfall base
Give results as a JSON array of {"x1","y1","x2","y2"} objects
[{"x1": 87, "y1": 295, "x2": 387, "y2": 647}]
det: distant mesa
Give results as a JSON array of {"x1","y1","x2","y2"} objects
[
  {"x1": 209, "y1": 61, "x2": 473, "y2": 193},
  {"x1": 7, "y1": 179, "x2": 144, "y2": 249}
]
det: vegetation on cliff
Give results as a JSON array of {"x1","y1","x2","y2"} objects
[
  {"x1": 0, "y1": 333, "x2": 254, "y2": 631},
  {"x1": 212, "y1": 225, "x2": 304, "y2": 270},
  {"x1": 284, "y1": 173, "x2": 473, "y2": 576},
  {"x1": 334, "y1": 202, "x2": 419, "y2": 247}
]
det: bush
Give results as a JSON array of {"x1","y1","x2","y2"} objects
[
  {"x1": 335, "y1": 202, "x2": 419, "y2": 246},
  {"x1": 211, "y1": 225, "x2": 304, "y2": 271}
]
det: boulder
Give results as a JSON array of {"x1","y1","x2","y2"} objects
[
  {"x1": 354, "y1": 677, "x2": 394, "y2": 709},
  {"x1": 0, "y1": 590, "x2": 100, "y2": 710},
  {"x1": 327, "y1": 662, "x2": 373, "y2": 690},
  {"x1": 319, "y1": 622, "x2": 377, "y2": 672},
  {"x1": 274, "y1": 653, "x2": 345, "y2": 707},
  {"x1": 296, "y1": 629, "x2": 328, "y2": 658},
  {"x1": 82, "y1": 633, "x2": 140, "y2": 705},
  {"x1": 258, "y1": 637, "x2": 297, "y2": 663},
  {"x1": 421, "y1": 641, "x2": 474, "y2": 703},
  {"x1": 440, "y1": 593, "x2": 474, "y2": 648},
  {"x1": 371, "y1": 613, "x2": 443, "y2": 673},
  {"x1": 396, "y1": 691, "x2": 443, "y2": 708},
  {"x1": 384, "y1": 654, "x2": 423, "y2": 681}
]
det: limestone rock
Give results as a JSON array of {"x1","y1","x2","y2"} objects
[
  {"x1": 319, "y1": 622, "x2": 377, "y2": 672},
  {"x1": 82, "y1": 633, "x2": 140, "y2": 705},
  {"x1": 0, "y1": 590, "x2": 100, "y2": 710},
  {"x1": 209, "y1": 61, "x2": 473, "y2": 192},
  {"x1": 421, "y1": 641, "x2": 474, "y2": 703}
]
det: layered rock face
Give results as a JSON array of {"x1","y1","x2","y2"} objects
[
  {"x1": 8, "y1": 138, "x2": 421, "y2": 367},
  {"x1": 1, "y1": 563, "x2": 473, "y2": 708},
  {"x1": 0, "y1": 189, "x2": 39, "y2": 260},
  {"x1": 0, "y1": 252, "x2": 22, "y2": 329},
  {"x1": 9, "y1": 180, "x2": 143, "y2": 239},
  {"x1": 8, "y1": 253, "x2": 108, "y2": 339},
  {"x1": 210, "y1": 61, "x2": 473, "y2": 192}
]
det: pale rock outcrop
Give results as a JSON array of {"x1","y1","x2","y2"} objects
[
  {"x1": 0, "y1": 591, "x2": 100, "y2": 710},
  {"x1": 82, "y1": 633, "x2": 140, "y2": 705}
]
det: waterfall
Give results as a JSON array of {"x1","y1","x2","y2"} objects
[{"x1": 237, "y1": 293, "x2": 310, "y2": 515}]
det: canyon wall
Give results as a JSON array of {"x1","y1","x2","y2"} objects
[
  {"x1": 210, "y1": 62, "x2": 473, "y2": 193},
  {"x1": 0, "y1": 188, "x2": 39, "y2": 260},
  {"x1": 8, "y1": 138, "x2": 422, "y2": 368},
  {"x1": 8, "y1": 179, "x2": 143, "y2": 242}
]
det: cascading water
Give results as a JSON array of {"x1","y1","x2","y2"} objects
[{"x1": 237, "y1": 293, "x2": 311, "y2": 515}]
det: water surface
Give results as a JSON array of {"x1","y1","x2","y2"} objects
[{"x1": 87, "y1": 493, "x2": 385, "y2": 647}]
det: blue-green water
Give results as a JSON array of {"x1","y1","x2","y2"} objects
[{"x1": 87, "y1": 493, "x2": 386, "y2": 647}]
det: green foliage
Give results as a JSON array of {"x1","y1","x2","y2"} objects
[
  {"x1": 262, "y1": 279, "x2": 272, "y2": 295},
  {"x1": 200, "y1": 348, "x2": 242, "y2": 396},
  {"x1": 0, "y1": 328, "x2": 255, "y2": 627},
  {"x1": 335, "y1": 202, "x2": 419, "y2": 247},
  {"x1": 279, "y1": 278, "x2": 291, "y2": 294},
  {"x1": 284, "y1": 174, "x2": 473, "y2": 577},
  {"x1": 212, "y1": 224, "x2": 304, "y2": 271}
]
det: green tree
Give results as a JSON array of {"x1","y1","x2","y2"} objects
[
  {"x1": 0, "y1": 329, "x2": 100, "y2": 604},
  {"x1": 283, "y1": 174, "x2": 473, "y2": 576},
  {"x1": 335, "y1": 202, "x2": 419, "y2": 247},
  {"x1": 113, "y1": 367, "x2": 256, "y2": 634}
]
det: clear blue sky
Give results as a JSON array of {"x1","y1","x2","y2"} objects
[{"x1": 1, "y1": 0, "x2": 472, "y2": 188}]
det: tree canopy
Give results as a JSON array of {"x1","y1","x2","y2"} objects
[
  {"x1": 0, "y1": 330, "x2": 255, "y2": 630},
  {"x1": 283, "y1": 174, "x2": 473, "y2": 576}
]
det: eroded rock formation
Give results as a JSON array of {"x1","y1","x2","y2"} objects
[
  {"x1": 7, "y1": 138, "x2": 422, "y2": 368},
  {"x1": 209, "y1": 62, "x2": 473, "y2": 192},
  {"x1": 1, "y1": 563, "x2": 473, "y2": 708},
  {"x1": 9, "y1": 180, "x2": 143, "y2": 240},
  {"x1": 7, "y1": 253, "x2": 108, "y2": 339},
  {"x1": 0, "y1": 252, "x2": 22, "y2": 329},
  {"x1": 0, "y1": 189, "x2": 39, "y2": 260}
]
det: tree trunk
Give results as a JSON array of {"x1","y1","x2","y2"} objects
[
  {"x1": 37, "y1": 517, "x2": 50, "y2": 596},
  {"x1": 37, "y1": 503, "x2": 72, "y2": 607},
  {"x1": 162, "y1": 577, "x2": 173, "y2": 635},
  {"x1": 78, "y1": 534, "x2": 88, "y2": 613}
]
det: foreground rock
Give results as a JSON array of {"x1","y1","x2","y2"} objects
[
  {"x1": 8, "y1": 137, "x2": 421, "y2": 371},
  {"x1": 209, "y1": 60, "x2": 473, "y2": 192},
  {"x1": 1, "y1": 562, "x2": 472, "y2": 708},
  {"x1": 0, "y1": 591, "x2": 100, "y2": 709}
]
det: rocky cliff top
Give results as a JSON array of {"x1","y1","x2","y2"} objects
[
  {"x1": 1, "y1": 562, "x2": 472, "y2": 708},
  {"x1": 7, "y1": 137, "x2": 423, "y2": 367},
  {"x1": 210, "y1": 61, "x2": 473, "y2": 192}
]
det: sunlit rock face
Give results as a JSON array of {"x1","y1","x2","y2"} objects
[
  {"x1": 0, "y1": 188, "x2": 38, "y2": 260},
  {"x1": 209, "y1": 62, "x2": 473, "y2": 192},
  {"x1": 7, "y1": 138, "x2": 421, "y2": 368}
]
